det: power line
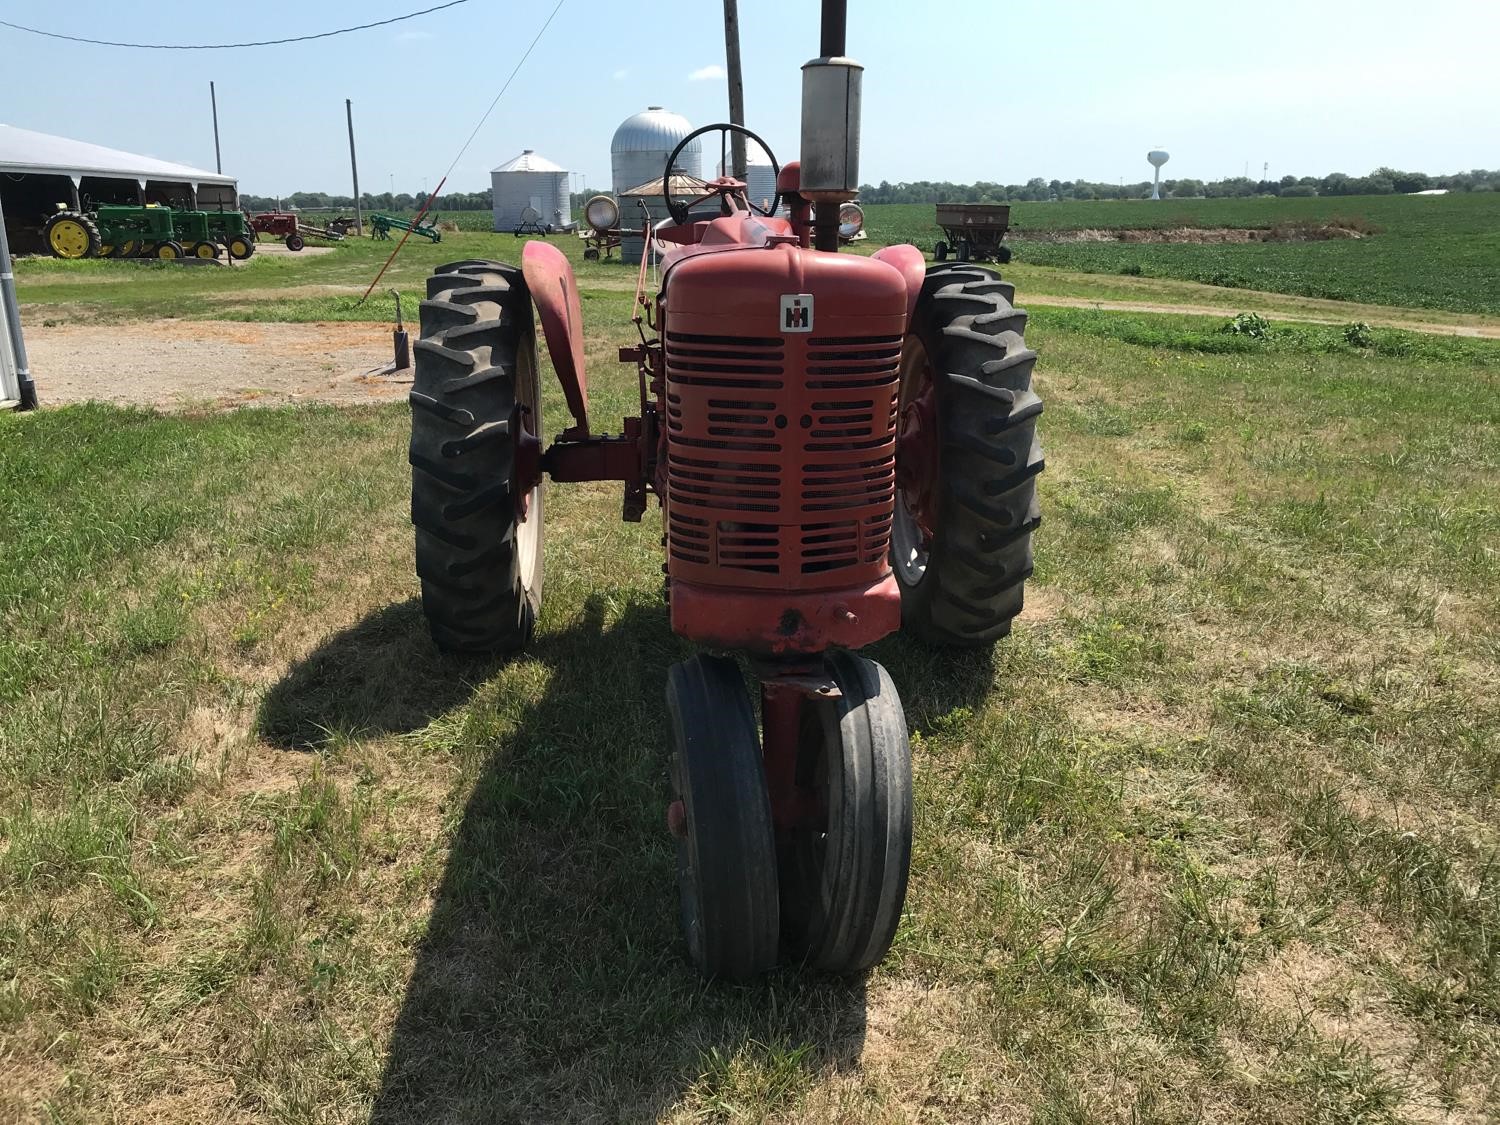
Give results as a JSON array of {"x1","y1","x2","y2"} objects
[
  {"x1": 359, "y1": 0, "x2": 566, "y2": 302},
  {"x1": 441, "y1": 0, "x2": 565, "y2": 182},
  {"x1": 0, "y1": 1, "x2": 470, "y2": 50}
]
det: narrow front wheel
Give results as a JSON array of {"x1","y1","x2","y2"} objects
[
  {"x1": 667, "y1": 655, "x2": 780, "y2": 980},
  {"x1": 778, "y1": 651, "x2": 912, "y2": 974}
]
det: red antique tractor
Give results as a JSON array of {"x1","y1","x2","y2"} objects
[{"x1": 406, "y1": 2, "x2": 1042, "y2": 979}]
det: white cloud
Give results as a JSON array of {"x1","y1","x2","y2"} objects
[
  {"x1": 612, "y1": 68, "x2": 629, "y2": 80},
  {"x1": 687, "y1": 64, "x2": 725, "y2": 81}
]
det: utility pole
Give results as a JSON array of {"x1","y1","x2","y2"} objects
[
  {"x1": 722, "y1": 0, "x2": 747, "y2": 179},
  {"x1": 346, "y1": 99, "x2": 363, "y2": 235},
  {"x1": 210, "y1": 82, "x2": 222, "y2": 174}
]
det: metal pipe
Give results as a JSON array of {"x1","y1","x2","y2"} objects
[
  {"x1": 0, "y1": 197, "x2": 38, "y2": 410},
  {"x1": 814, "y1": 201, "x2": 840, "y2": 252},
  {"x1": 346, "y1": 99, "x2": 364, "y2": 236},
  {"x1": 820, "y1": 0, "x2": 847, "y2": 56},
  {"x1": 813, "y1": 0, "x2": 849, "y2": 250}
]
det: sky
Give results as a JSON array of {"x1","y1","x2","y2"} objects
[{"x1": 3, "y1": 0, "x2": 1497, "y2": 198}]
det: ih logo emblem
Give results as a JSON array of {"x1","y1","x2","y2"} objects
[{"x1": 780, "y1": 293, "x2": 814, "y2": 333}]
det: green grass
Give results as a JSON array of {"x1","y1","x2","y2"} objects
[
  {"x1": 2, "y1": 296, "x2": 1497, "y2": 1121},
  {"x1": 861, "y1": 194, "x2": 1500, "y2": 316},
  {"x1": 18, "y1": 195, "x2": 1500, "y2": 333}
]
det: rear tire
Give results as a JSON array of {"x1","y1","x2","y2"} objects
[
  {"x1": 410, "y1": 260, "x2": 543, "y2": 654},
  {"x1": 43, "y1": 211, "x2": 101, "y2": 259},
  {"x1": 667, "y1": 655, "x2": 780, "y2": 980},
  {"x1": 893, "y1": 263, "x2": 1043, "y2": 646}
]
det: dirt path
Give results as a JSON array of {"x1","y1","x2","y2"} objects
[
  {"x1": 26, "y1": 320, "x2": 411, "y2": 410},
  {"x1": 1020, "y1": 294, "x2": 1500, "y2": 339}
]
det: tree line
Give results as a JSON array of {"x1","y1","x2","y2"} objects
[
  {"x1": 238, "y1": 189, "x2": 494, "y2": 213},
  {"x1": 856, "y1": 167, "x2": 1500, "y2": 204},
  {"x1": 238, "y1": 189, "x2": 615, "y2": 213},
  {"x1": 241, "y1": 166, "x2": 1499, "y2": 212}
]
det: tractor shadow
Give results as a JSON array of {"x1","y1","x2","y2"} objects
[
  {"x1": 256, "y1": 598, "x2": 499, "y2": 750},
  {"x1": 265, "y1": 591, "x2": 999, "y2": 1120},
  {"x1": 365, "y1": 593, "x2": 883, "y2": 1123}
]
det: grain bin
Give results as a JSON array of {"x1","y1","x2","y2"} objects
[
  {"x1": 611, "y1": 108, "x2": 700, "y2": 264},
  {"x1": 491, "y1": 150, "x2": 571, "y2": 233}
]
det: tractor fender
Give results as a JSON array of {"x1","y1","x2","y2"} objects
[
  {"x1": 521, "y1": 241, "x2": 590, "y2": 434},
  {"x1": 873, "y1": 244, "x2": 926, "y2": 324}
]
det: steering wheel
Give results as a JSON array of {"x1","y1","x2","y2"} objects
[{"x1": 661, "y1": 123, "x2": 781, "y2": 225}]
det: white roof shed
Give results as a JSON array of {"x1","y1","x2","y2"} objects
[
  {"x1": 0, "y1": 124, "x2": 238, "y2": 254},
  {"x1": 0, "y1": 124, "x2": 235, "y2": 189}
]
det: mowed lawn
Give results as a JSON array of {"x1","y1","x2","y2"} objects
[{"x1": 2, "y1": 266, "x2": 1499, "y2": 1122}]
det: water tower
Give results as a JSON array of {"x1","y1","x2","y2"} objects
[{"x1": 1148, "y1": 148, "x2": 1170, "y2": 200}]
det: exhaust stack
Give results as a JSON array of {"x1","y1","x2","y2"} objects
[{"x1": 802, "y1": 0, "x2": 859, "y2": 250}]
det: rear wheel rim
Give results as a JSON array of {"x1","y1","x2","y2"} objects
[
  {"x1": 49, "y1": 220, "x2": 90, "y2": 257},
  {"x1": 893, "y1": 335, "x2": 938, "y2": 584},
  {"x1": 515, "y1": 336, "x2": 542, "y2": 599}
]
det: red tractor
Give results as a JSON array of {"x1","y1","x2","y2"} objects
[
  {"x1": 248, "y1": 211, "x2": 308, "y2": 251},
  {"x1": 406, "y1": 4, "x2": 1042, "y2": 979}
]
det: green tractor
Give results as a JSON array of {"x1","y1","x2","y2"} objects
[
  {"x1": 167, "y1": 210, "x2": 226, "y2": 260},
  {"x1": 200, "y1": 210, "x2": 256, "y2": 260},
  {"x1": 43, "y1": 204, "x2": 183, "y2": 259},
  {"x1": 43, "y1": 204, "x2": 255, "y2": 261}
]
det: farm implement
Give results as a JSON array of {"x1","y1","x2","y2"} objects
[
  {"x1": 405, "y1": 0, "x2": 1042, "y2": 979},
  {"x1": 248, "y1": 211, "x2": 351, "y2": 251},
  {"x1": 933, "y1": 202, "x2": 1014, "y2": 263},
  {"x1": 371, "y1": 212, "x2": 441, "y2": 243},
  {"x1": 42, "y1": 204, "x2": 255, "y2": 260}
]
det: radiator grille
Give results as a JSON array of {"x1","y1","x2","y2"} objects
[{"x1": 665, "y1": 330, "x2": 899, "y2": 584}]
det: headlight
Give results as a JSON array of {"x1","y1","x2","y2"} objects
[
  {"x1": 838, "y1": 202, "x2": 865, "y2": 239},
  {"x1": 585, "y1": 195, "x2": 619, "y2": 232}
]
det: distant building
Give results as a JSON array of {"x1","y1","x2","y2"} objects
[{"x1": 490, "y1": 149, "x2": 571, "y2": 233}]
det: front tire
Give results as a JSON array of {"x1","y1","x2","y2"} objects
[
  {"x1": 285, "y1": 233, "x2": 305, "y2": 251},
  {"x1": 155, "y1": 241, "x2": 184, "y2": 259},
  {"x1": 667, "y1": 655, "x2": 780, "y2": 980},
  {"x1": 410, "y1": 260, "x2": 543, "y2": 654},
  {"x1": 227, "y1": 236, "x2": 255, "y2": 260},
  {"x1": 779, "y1": 651, "x2": 912, "y2": 974},
  {"x1": 893, "y1": 263, "x2": 1043, "y2": 646},
  {"x1": 191, "y1": 240, "x2": 221, "y2": 260}
]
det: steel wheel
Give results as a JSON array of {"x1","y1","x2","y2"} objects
[
  {"x1": 666, "y1": 655, "x2": 780, "y2": 980},
  {"x1": 778, "y1": 651, "x2": 912, "y2": 974}
]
